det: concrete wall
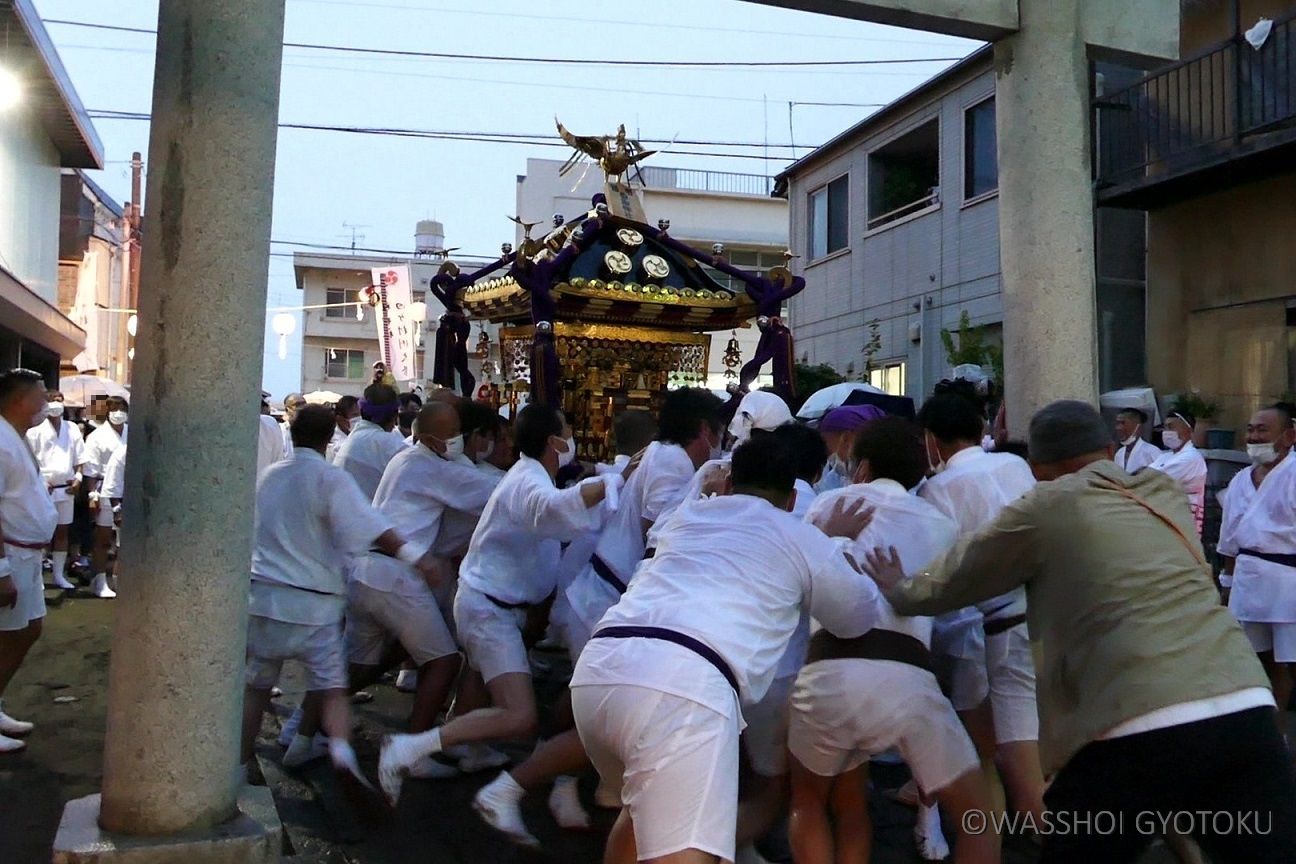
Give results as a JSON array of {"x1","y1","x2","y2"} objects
[
  {"x1": 786, "y1": 64, "x2": 1000, "y2": 398},
  {"x1": 1146, "y1": 171, "x2": 1296, "y2": 431},
  {"x1": 0, "y1": 103, "x2": 61, "y2": 301}
]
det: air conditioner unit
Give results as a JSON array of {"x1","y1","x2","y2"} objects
[{"x1": 908, "y1": 322, "x2": 922, "y2": 343}]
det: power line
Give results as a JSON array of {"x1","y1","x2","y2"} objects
[
  {"x1": 86, "y1": 111, "x2": 813, "y2": 162},
  {"x1": 42, "y1": 18, "x2": 964, "y2": 68},
  {"x1": 55, "y1": 43, "x2": 890, "y2": 107}
]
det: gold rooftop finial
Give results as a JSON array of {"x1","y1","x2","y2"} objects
[{"x1": 555, "y1": 117, "x2": 657, "y2": 181}]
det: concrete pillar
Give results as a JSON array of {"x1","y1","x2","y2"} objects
[
  {"x1": 994, "y1": 0, "x2": 1100, "y2": 424},
  {"x1": 98, "y1": 0, "x2": 286, "y2": 835}
]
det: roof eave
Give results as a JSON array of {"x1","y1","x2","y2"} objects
[{"x1": 7, "y1": 0, "x2": 105, "y2": 169}]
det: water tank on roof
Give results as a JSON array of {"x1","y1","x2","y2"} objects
[{"x1": 415, "y1": 220, "x2": 445, "y2": 256}]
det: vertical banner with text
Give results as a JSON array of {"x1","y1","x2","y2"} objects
[{"x1": 369, "y1": 265, "x2": 416, "y2": 384}]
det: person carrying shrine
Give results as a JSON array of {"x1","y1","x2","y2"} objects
[{"x1": 428, "y1": 253, "x2": 512, "y2": 398}]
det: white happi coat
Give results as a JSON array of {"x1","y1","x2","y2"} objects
[
  {"x1": 1147, "y1": 442, "x2": 1208, "y2": 536},
  {"x1": 1220, "y1": 453, "x2": 1296, "y2": 624}
]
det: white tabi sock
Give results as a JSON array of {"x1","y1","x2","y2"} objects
[
  {"x1": 411, "y1": 727, "x2": 442, "y2": 759},
  {"x1": 486, "y1": 770, "x2": 525, "y2": 802},
  {"x1": 51, "y1": 551, "x2": 68, "y2": 576}
]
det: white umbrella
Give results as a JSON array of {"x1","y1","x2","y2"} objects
[
  {"x1": 303, "y1": 389, "x2": 344, "y2": 405},
  {"x1": 59, "y1": 374, "x2": 129, "y2": 405},
  {"x1": 796, "y1": 382, "x2": 885, "y2": 422}
]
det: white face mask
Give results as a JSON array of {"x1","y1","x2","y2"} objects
[
  {"x1": 109, "y1": 410, "x2": 128, "y2": 426},
  {"x1": 925, "y1": 432, "x2": 947, "y2": 475},
  {"x1": 1162, "y1": 430, "x2": 1183, "y2": 451},
  {"x1": 478, "y1": 438, "x2": 495, "y2": 463},
  {"x1": 1120, "y1": 426, "x2": 1140, "y2": 447},
  {"x1": 441, "y1": 434, "x2": 465, "y2": 461},
  {"x1": 556, "y1": 436, "x2": 577, "y2": 468},
  {"x1": 1247, "y1": 442, "x2": 1279, "y2": 466},
  {"x1": 47, "y1": 402, "x2": 65, "y2": 418},
  {"x1": 708, "y1": 431, "x2": 723, "y2": 462}
]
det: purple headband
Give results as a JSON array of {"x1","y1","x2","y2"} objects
[
  {"x1": 820, "y1": 404, "x2": 887, "y2": 432},
  {"x1": 359, "y1": 397, "x2": 400, "y2": 423}
]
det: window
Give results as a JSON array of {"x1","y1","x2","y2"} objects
[
  {"x1": 703, "y1": 250, "x2": 790, "y2": 292},
  {"x1": 867, "y1": 120, "x2": 940, "y2": 230},
  {"x1": 325, "y1": 287, "x2": 359, "y2": 318},
  {"x1": 868, "y1": 361, "x2": 907, "y2": 396},
  {"x1": 964, "y1": 97, "x2": 998, "y2": 200},
  {"x1": 809, "y1": 175, "x2": 849, "y2": 259},
  {"x1": 326, "y1": 348, "x2": 366, "y2": 379}
]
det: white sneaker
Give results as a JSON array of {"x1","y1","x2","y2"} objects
[
  {"x1": 378, "y1": 733, "x2": 428, "y2": 804},
  {"x1": 394, "y1": 668, "x2": 418, "y2": 692},
  {"x1": 277, "y1": 706, "x2": 303, "y2": 748},
  {"x1": 473, "y1": 773, "x2": 539, "y2": 848},
  {"x1": 548, "y1": 775, "x2": 591, "y2": 830},
  {"x1": 408, "y1": 755, "x2": 460, "y2": 780},
  {"x1": 51, "y1": 571, "x2": 76, "y2": 590},
  {"x1": 282, "y1": 733, "x2": 329, "y2": 768},
  {"x1": 90, "y1": 574, "x2": 116, "y2": 599},
  {"x1": 914, "y1": 802, "x2": 950, "y2": 861},
  {"x1": 454, "y1": 743, "x2": 511, "y2": 773},
  {"x1": 0, "y1": 711, "x2": 33, "y2": 737},
  {"x1": 0, "y1": 733, "x2": 26, "y2": 754}
]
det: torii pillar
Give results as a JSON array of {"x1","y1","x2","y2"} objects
[
  {"x1": 745, "y1": 0, "x2": 1179, "y2": 425},
  {"x1": 53, "y1": 1, "x2": 287, "y2": 861}
]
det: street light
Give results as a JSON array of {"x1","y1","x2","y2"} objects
[
  {"x1": 271, "y1": 312, "x2": 296, "y2": 360},
  {"x1": 0, "y1": 67, "x2": 21, "y2": 112}
]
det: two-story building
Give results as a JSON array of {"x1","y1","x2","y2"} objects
[
  {"x1": 58, "y1": 170, "x2": 131, "y2": 383},
  {"x1": 1096, "y1": 0, "x2": 1296, "y2": 432},
  {"x1": 294, "y1": 223, "x2": 498, "y2": 397},
  {"x1": 516, "y1": 157, "x2": 788, "y2": 390},
  {"x1": 0, "y1": 0, "x2": 100, "y2": 383},
  {"x1": 777, "y1": 45, "x2": 1149, "y2": 402}
]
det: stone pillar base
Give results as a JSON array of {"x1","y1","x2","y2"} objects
[{"x1": 52, "y1": 786, "x2": 281, "y2": 864}]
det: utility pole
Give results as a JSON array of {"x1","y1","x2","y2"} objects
[{"x1": 129, "y1": 151, "x2": 142, "y2": 312}]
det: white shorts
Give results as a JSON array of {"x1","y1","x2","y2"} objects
[
  {"x1": 1241, "y1": 621, "x2": 1296, "y2": 663},
  {"x1": 54, "y1": 497, "x2": 73, "y2": 526},
  {"x1": 94, "y1": 502, "x2": 116, "y2": 528},
  {"x1": 551, "y1": 589, "x2": 594, "y2": 661},
  {"x1": 744, "y1": 673, "x2": 795, "y2": 777},
  {"x1": 346, "y1": 577, "x2": 458, "y2": 667},
  {"x1": 0, "y1": 547, "x2": 45, "y2": 632},
  {"x1": 245, "y1": 615, "x2": 347, "y2": 691},
  {"x1": 453, "y1": 585, "x2": 529, "y2": 683},
  {"x1": 788, "y1": 659, "x2": 979, "y2": 796},
  {"x1": 573, "y1": 683, "x2": 739, "y2": 862},
  {"x1": 985, "y1": 623, "x2": 1038, "y2": 743},
  {"x1": 934, "y1": 653, "x2": 989, "y2": 713}
]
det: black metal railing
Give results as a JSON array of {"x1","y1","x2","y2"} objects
[{"x1": 1095, "y1": 12, "x2": 1296, "y2": 187}]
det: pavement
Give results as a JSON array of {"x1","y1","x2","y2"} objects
[{"x1": 0, "y1": 591, "x2": 1204, "y2": 864}]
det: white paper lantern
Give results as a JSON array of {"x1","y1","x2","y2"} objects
[{"x1": 272, "y1": 312, "x2": 296, "y2": 360}]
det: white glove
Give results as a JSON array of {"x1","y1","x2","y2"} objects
[{"x1": 600, "y1": 472, "x2": 624, "y2": 513}]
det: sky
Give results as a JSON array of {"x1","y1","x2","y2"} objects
[{"x1": 33, "y1": 0, "x2": 981, "y2": 399}]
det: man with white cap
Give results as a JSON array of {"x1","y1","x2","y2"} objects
[
  {"x1": 378, "y1": 403, "x2": 622, "y2": 843},
  {"x1": 648, "y1": 389, "x2": 793, "y2": 552},
  {"x1": 570, "y1": 434, "x2": 881, "y2": 864},
  {"x1": 1218, "y1": 403, "x2": 1296, "y2": 724},
  {"x1": 1147, "y1": 409, "x2": 1208, "y2": 536},
  {"x1": 27, "y1": 390, "x2": 84, "y2": 590}
]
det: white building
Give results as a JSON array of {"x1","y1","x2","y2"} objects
[
  {"x1": 0, "y1": 0, "x2": 100, "y2": 382},
  {"x1": 515, "y1": 158, "x2": 788, "y2": 390},
  {"x1": 294, "y1": 224, "x2": 498, "y2": 397}
]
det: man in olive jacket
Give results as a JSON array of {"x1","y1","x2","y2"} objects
[{"x1": 864, "y1": 399, "x2": 1295, "y2": 863}]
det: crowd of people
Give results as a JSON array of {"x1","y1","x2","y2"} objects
[{"x1": 3, "y1": 362, "x2": 1296, "y2": 862}]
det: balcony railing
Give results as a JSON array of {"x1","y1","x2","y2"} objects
[
  {"x1": 1095, "y1": 12, "x2": 1296, "y2": 193},
  {"x1": 639, "y1": 165, "x2": 776, "y2": 197}
]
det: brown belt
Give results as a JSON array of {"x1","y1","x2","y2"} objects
[
  {"x1": 805, "y1": 628, "x2": 932, "y2": 672},
  {"x1": 3, "y1": 538, "x2": 47, "y2": 550}
]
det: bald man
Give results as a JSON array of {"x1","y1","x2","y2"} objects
[{"x1": 342, "y1": 402, "x2": 499, "y2": 779}]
